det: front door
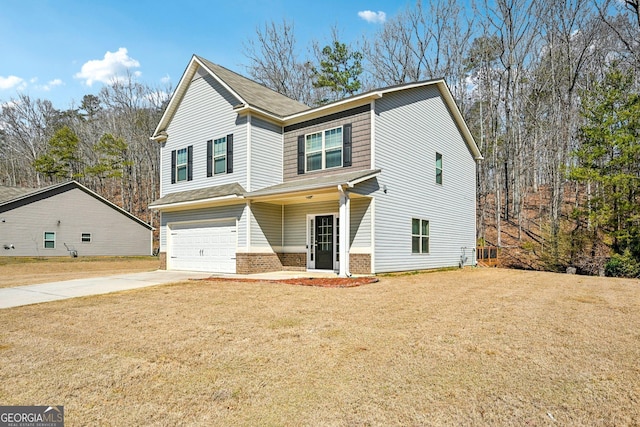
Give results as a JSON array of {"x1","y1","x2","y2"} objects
[{"x1": 315, "y1": 215, "x2": 334, "y2": 270}]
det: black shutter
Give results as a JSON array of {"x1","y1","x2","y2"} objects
[
  {"x1": 297, "y1": 135, "x2": 305, "y2": 174},
  {"x1": 171, "y1": 150, "x2": 176, "y2": 184},
  {"x1": 226, "y1": 134, "x2": 233, "y2": 174},
  {"x1": 343, "y1": 123, "x2": 352, "y2": 167},
  {"x1": 187, "y1": 145, "x2": 193, "y2": 181},
  {"x1": 206, "y1": 140, "x2": 213, "y2": 177}
]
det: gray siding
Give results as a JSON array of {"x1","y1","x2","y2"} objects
[
  {"x1": 161, "y1": 71, "x2": 247, "y2": 196},
  {"x1": 250, "y1": 202, "x2": 282, "y2": 249},
  {"x1": 160, "y1": 204, "x2": 246, "y2": 251},
  {"x1": 249, "y1": 117, "x2": 284, "y2": 191},
  {"x1": 0, "y1": 188, "x2": 151, "y2": 256},
  {"x1": 283, "y1": 106, "x2": 371, "y2": 182},
  {"x1": 373, "y1": 86, "x2": 477, "y2": 272}
]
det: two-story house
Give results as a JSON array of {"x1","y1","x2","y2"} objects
[{"x1": 149, "y1": 55, "x2": 482, "y2": 275}]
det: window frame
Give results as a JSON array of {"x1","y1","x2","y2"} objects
[
  {"x1": 213, "y1": 136, "x2": 227, "y2": 175},
  {"x1": 305, "y1": 126, "x2": 343, "y2": 172},
  {"x1": 411, "y1": 218, "x2": 430, "y2": 254},
  {"x1": 436, "y1": 152, "x2": 443, "y2": 185},
  {"x1": 81, "y1": 233, "x2": 92, "y2": 243},
  {"x1": 175, "y1": 147, "x2": 188, "y2": 182},
  {"x1": 44, "y1": 231, "x2": 56, "y2": 249}
]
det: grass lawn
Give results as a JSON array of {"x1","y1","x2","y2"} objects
[
  {"x1": 1, "y1": 268, "x2": 639, "y2": 425},
  {"x1": 0, "y1": 256, "x2": 159, "y2": 288}
]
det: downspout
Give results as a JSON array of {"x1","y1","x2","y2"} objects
[{"x1": 338, "y1": 185, "x2": 351, "y2": 277}]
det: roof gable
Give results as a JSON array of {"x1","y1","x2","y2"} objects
[{"x1": 0, "y1": 181, "x2": 153, "y2": 230}]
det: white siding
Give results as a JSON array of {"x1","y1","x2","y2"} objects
[
  {"x1": 283, "y1": 201, "x2": 338, "y2": 248},
  {"x1": 250, "y1": 202, "x2": 282, "y2": 250},
  {"x1": 250, "y1": 117, "x2": 283, "y2": 191},
  {"x1": 159, "y1": 204, "x2": 246, "y2": 251},
  {"x1": 373, "y1": 86, "x2": 477, "y2": 272},
  {"x1": 350, "y1": 197, "x2": 372, "y2": 250},
  {"x1": 161, "y1": 72, "x2": 247, "y2": 196}
]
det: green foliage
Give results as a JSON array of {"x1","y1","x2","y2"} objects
[
  {"x1": 33, "y1": 125, "x2": 81, "y2": 179},
  {"x1": 570, "y1": 64, "x2": 640, "y2": 263},
  {"x1": 311, "y1": 41, "x2": 363, "y2": 104},
  {"x1": 605, "y1": 251, "x2": 640, "y2": 278},
  {"x1": 85, "y1": 133, "x2": 132, "y2": 179}
]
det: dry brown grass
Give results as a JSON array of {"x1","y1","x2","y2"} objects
[
  {"x1": 0, "y1": 256, "x2": 159, "y2": 288},
  {"x1": 1, "y1": 268, "x2": 639, "y2": 426}
]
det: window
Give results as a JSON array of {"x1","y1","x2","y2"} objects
[
  {"x1": 171, "y1": 146, "x2": 192, "y2": 183},
  {"x1": 207, "y1": 134, "x2": 233, "y2": 177},
  {"x1": 436, "y1": 152, "x2": 443, "y2": 185},
  {"x1": 412, "y1": 219, "x2": 429, "y2": 254},
  {"x1": 214, "y1": 137, "x2": 227, "y2": 174},
  {"x1": 305, "y1": 127, "x2": 343, "y2": 172},
  {"x1": 81, "y1": 233, "x2": 91, "y2": 243},
  {"x1": 44, "y1": 232, "x2": 56, "y2": 249}
]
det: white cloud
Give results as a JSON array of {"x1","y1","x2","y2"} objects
[
  {"x1": 0, "y1": 75, "x2": 25, "y2": 90},
  {"x1": 38, "y1": 79, "x2": 64, "y2": 91},
  {"x1": 74, "y1": 47, "x2": 141, "y2": 86},
  {"x1": 358, "y1": 10, "x2": 386, "y2": 24}
]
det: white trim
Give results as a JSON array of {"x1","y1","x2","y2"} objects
[
  {"x1": 246, "y1": 201, "x2": 252, "y2": 251},
  {"x1": 280, "y1": 245, "x2": 306, "y2": 253},
  {"x1": 370, "y1": 197, "x2": 376, "y2": 274},
  {"x1": 246, "y1": 114, "x2": 252, "y2": 192},
  {"x1": 349, "y1": 247, "x2": 372, "y2": 254},
  {"x1": 370, "y1": 99, "x2": 376, "y2": 170}
]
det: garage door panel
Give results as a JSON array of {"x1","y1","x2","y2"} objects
[{"x1": 169, "y1": 221, "x2": 236, "y2": 273}]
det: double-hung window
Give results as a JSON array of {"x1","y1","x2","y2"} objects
[
  {"x1": 171, "y1": 146, "x2": 193, "y2": 183},
  {"x1": 44, "y1": 231, "x2": 56, "y2": 249},
  {"x1": 305, "y1": 127, "x2": 343, "y2": 172},
  {"x1": 412, "y1": 219, "x2": 429, "y2": 254},
  {"x1": 213, "y1": 137, "x2": 227, "y2": 174},
  {"x1": 176, "y1": 148, "x2": 188, "y2": 182}
]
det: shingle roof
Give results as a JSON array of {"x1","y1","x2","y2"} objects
[
  {"x1": 248, "y1": 169, "x2": 381, "y2": 198},
  {"x1": 149, "y1": 182, "x2": 246, "y2": 208},
  {"x1": 0, "y1": 185, "x2": 37, "y2": 204},
  {"x1": 196, "y1": 56, "x2": 310, "y2": 117}
]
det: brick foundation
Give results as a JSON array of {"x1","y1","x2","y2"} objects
[
  {"x1": 277, "y1": 253, "x2": 306, "y2": 271},
  {"x1": 349, "y1": 253, "x2": 371, "y2": 275},
  {"x1": 159, "y1": 252, "x2": 167, "y2": 270},
  {"x1": 236, "y1": 253, "x2": 283, "y2": 274}
]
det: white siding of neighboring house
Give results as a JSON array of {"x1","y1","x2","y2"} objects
[
  {"x1": 159, "y1": 204, "x2": 246, "y2": 252},
  {"x1": 373, "y1": 86, "x2": 477, "y2": 273},
  {"x1": 0, "y1": 188, "x2": 152, "y2": 257},
  {"x1": 249, "y1": 117, "x2": 284, "y2": 192},
  {"x1": 160, "y1": 71, "x2": 248, "y2": 197}
]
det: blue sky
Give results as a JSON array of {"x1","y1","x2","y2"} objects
[{"x1": 0, "y1": 0, "x2": 409, "y2": 109}]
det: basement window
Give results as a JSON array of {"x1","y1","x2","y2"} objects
[{"x1": 82, "y1": 233, "x2": 92, "y2": 243}]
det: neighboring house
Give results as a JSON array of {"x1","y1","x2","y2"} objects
[
  {"x1": 0, "y1": 180, "x2": 153, "y2": 257},
  {"x1": 149, "y1": 55, "x2": 482, "y2": 275}
]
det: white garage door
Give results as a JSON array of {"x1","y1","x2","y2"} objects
[{"x1": 169, "y1": 221, "x2": 237, "y2": 273}]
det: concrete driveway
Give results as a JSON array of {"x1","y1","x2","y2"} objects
[{"x1": 0, "y1": 270, "x2": 213, "y2": 309}]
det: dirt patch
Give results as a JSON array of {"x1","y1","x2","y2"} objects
[{"x1": 198, "y1": 276, "x2": 379, "y2": 288}]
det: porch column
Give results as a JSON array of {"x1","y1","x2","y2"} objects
[{"x1": 338, "y1": 185, "x2": 350, "y2": 277}]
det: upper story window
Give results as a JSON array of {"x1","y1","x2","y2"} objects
[
  {"x1": 298, "y1": 123, "x2": 352, "y2": 174},
  {"x1": 436, "y1": 152, "x2": 443, "y2": 185},
  {"x1": 171, "y1": 146, "x2": 193, "y2": 183},
  {"x1": 207, "y1": 134, "x2": 234, "y2": 177}
]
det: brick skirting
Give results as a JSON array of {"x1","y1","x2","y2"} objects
[
  {"x1": 349, "y1": 253, "x2": 371, "y2": 275},
  {"x1": 277, "y1": 253, "x2": 306, "y2": 271},
  {"x1": 236, "y1": 253, "x2": 283, "y2": 274},
  {"x1": 159, "y1": 252, "x2": 167, "y2": 270}
]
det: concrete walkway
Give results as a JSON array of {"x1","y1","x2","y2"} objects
[
  {"x1": 0, "y1": 270, "x2": 341, "y2": 309},
  {"x1": 0, "y1": 270, "x2": 212, "y2": 309}
]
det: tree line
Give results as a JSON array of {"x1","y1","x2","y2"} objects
[{"x1": 1, "y1": 0, "x2": 639, "y2": 276}]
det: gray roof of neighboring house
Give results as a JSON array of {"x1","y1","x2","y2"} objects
[
  {"x1": 0, "y1": 181, "x2": 153, "y2": 230},
  {"x1": 0, "y1": 185, "x2": 37, "y2": 204},
  {"x1": 149, "y1": 182, "x2": 246, "y2": 208},
  {"x1": 196, "y1": 56, "x2": 310, "y2": 117}
]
